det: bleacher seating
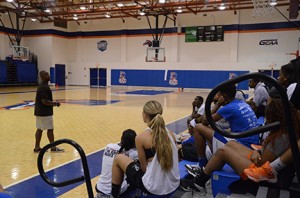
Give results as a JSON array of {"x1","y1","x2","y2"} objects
[
  {"x1": 15, "y1": 62, "x2": 37, "y2": 83},
  {"x1": 211, "y1": 164, "x2": 240, "y2": 197},
  {"x1": 0, "y1": 60, "x2": 37, "y2": 85}
]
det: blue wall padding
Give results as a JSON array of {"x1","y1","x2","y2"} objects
[
  {"x1": 16, "y1": 63, "x2": 37, "y2": 83},
  {"x1": 55, "y1": 64, "x2": 65, "y2": 86},
  {"x1": 0, "y1": 62, "x2": 7, "y2": 83},
  {"x1": 111, "y1": 69, "x2": 249, "y2": 90},
  {"x1": 50, "y1": 67, "x2": 55, "y2": 83}
]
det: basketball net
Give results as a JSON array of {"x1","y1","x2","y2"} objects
[{"x1": 252, "y1": 0, "x2": 275, "y2": 17}]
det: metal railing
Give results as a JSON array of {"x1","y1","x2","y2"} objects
[
  {"x1": 204, "y1": 72, "x2": 300, "y2": 187},
  {"x1": 37, "y1": 139, "x2": 94, "y2": 198}
]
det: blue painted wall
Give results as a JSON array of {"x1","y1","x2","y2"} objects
[{"x1": 111, "y1": 70, "x2": 249, "y2": 90}]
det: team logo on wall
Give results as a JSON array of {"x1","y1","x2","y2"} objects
[
  {"x1": 229, "y1": 72, "x2": 238, "y2": 86},
  {"x1": 169, "y1": 72, "x2": 178, "y2": 86},
  {"x1": 229, "y1": 73, "x2": 237, "y2": 79},
  {"x1": 143, "y1": 40, "x2": 152, "y2": 47},
  {"x1": 97, "y1": 40, "x2": 108, "y2": 52},
  {"x1": 259, "y1": 39, "x2": 278, "y2": 45},
  {"x1": 119, "y1": 71, "x2": 127, "y2": 84}
]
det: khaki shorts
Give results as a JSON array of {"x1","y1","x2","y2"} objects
[{"x1": 36, "y1": 116, "x2": 53, "y2": 130}]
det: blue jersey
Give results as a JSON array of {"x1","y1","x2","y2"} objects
[
  {"x1": 182, "y1": 136, "x2": 195, "y2": 145},
  {"x1": 217, "y1": 99, "x2": 259, "y2": 147}
]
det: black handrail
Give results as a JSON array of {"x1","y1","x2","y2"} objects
[
  {"x1": 204, "y1": 72, "x2": 300, "y2": 186},
  {"x1": 37, "y1": 139, "x2": 94, "y2": 198}
]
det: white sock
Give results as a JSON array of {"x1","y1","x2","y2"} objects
[{"x1": 270, "y1": 158, "x2": 286, "y2": 172}]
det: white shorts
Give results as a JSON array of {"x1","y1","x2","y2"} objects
[
  {"x1": 212, "y1": 132, "x2": 236, "y2": 154},
  {"x1": 36, "y1": 116, "x2": 53, "y2": 130}
]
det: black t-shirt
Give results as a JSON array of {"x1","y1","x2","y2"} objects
[{"x1": 34, "y1": 83, "x2": 53, "y2": 116}]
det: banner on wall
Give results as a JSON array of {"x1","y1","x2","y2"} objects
[
  {"x1": 185, "y1": 26, "x2": 224, "y2": 42},
  {"x1": 119, "y1": 71, "x2": 127, "y2": 84},
  {"x1": 169, "y1": 72, "x2": 178, "y2": 86}
]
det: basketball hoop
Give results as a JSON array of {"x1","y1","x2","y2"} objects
[
  {"x1": 12, "y1": 46, "x2": 29, "y2": 60},
  {"x1": 252, "y1": 0, "x2": 275, "y2": 17},
  {"x1": 145, "y1": 47, "x2": 166, "y2": 62}
]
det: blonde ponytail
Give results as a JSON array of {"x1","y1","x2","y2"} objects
[{"x1": 144, "y1": 101, "x2": 173, "y2": 171}]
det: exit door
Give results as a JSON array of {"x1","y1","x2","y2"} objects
[{"x1": 90, "y1": 68, "x2": 107, "y2": 87}]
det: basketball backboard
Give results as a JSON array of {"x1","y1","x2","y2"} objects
[
  {"x1": 12, "y1": 46, "x2": 29, "y2": 60},
  {"x1": 146, "y1": 47, "x2": 166, "y2": 62}
]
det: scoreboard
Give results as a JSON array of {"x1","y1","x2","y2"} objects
[{"x1": 185, "y1": 26, "x2": 224, "y2": 42}]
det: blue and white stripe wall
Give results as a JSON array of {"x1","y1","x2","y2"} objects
[{"x1": 0, "y1": 6, "x2": 299, "y2": 87}]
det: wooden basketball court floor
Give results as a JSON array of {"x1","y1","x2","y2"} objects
[{"x1": 0, "y1": 86, "x2": 211, "y2": 198}]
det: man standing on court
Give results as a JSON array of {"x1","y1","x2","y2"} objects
[{"x1": 33, "y1": 71, "x2": 64, "y2": 153}]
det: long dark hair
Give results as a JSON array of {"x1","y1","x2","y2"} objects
[
  {"x1": 263, "y1": 97, "x2": 300, "y2": 147},
  {"x1": 118, "y1": 129, "x2": 137, "y2": 153},
  {"x1": 280, "y1": 62, "x2": 300, "y2": 86}
]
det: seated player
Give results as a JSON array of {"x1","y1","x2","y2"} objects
[
  {"x1": 192, "y1": 84, "x2": 259, "y2": 171},
  {"x1": 177, "y1": 122, "x2": 198, "y2": 162},
  {"x1": 186, "y1": 96, "x2": 205, "y2": 126},
  {"x1": 110, "y1": 101, "x2": 179, "y2": 198},
  {"x1": 243, "y1": 59, "x2": 300, "y2": 182},
  {"x1": 95, "y1": 129, "x2": 138, "y2": 198},
  {"x1": 244, "y1": 138, "x2": 300, "y2": 183},
  {"x1": 180, "y1": 89, "x2": 300, "y2": 193}
]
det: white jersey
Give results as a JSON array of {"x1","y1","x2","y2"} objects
[
  {"x1": 197, "y1": 104, "x2": 205, "y2": 116},
  {"x1": 142, "y1": 129, "x2": 180, "y2": 195},
  {"x1": 96, "y1": 143, "x2": 138, "y2": 195},
  {"x1": 287, "y1": 83, "x2": 297, "y2": 100}
]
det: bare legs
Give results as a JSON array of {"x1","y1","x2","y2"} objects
[
  {"x1": 203, "y1": 141, "x2": 252, "y2": 176},
  {"x1": 111, "y1": 154, "x2": 133, "y2": 185},
  {"x1": 194, "y1": 123, "x2": 214, "y2": 158},
  {"x1": 111, "y1": 154, "x2": 134, "y2": 197},
  {"x1": 34, "y1": 129, "x2": 56, "y2": 151},
  {"x1": 34, "y1": 129, "x2": 43, "y2": 151},
  {"x1": 47, "y1": 129, "x2": 54, "y2": 143}
]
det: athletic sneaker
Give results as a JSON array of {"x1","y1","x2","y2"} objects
[
  {"x1": 180, "y1": 179, "x2": 196, "y2": 192},
  {"x1": 51, "y1": 147, "x2": 65, "y2": 152},
  {"x1": 244, "y1": 161, "x2": 277, "y2": 183},
  {"x1": 185, "y1": 164, "x2": 201, "y2": 177},
  {"x1": 180, "y1": 179, "x2": 207, "y2": 196},
  {"x1": 193, "y1": 169, "x2": 210, "y2": 193}
]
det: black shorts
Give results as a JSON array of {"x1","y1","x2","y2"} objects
[{"x1": 125, "y1": 161, "x2": 150, "y2": 194}]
